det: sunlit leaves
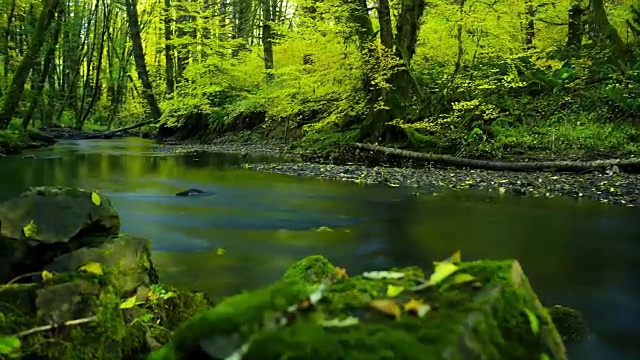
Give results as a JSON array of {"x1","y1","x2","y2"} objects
[
  {"x1": 41, "y1": 270, "x2": 53, "y2": 281},
  {"x1": 0, "y1": 336, "x2": 20, "y2": 356},
  {"x1": 386, "y1": 284, "x2": 404, "y2": 297},
  {"x1": 119, "y1": 295, "x2": 138, "y2": 309},
  {"x1": 22, "y1": 221, "x2": 37, "y2": 238}
]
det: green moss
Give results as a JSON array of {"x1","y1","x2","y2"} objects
[
  {"x1": 152, "y1": 256, "x2": 567, "y2": 360},
  {"x1": 0, "y1": 129, "x2": 29, "y2": 155},
  {"x1": 547, "y1": 305, "x2": 589, "y2": 342}
]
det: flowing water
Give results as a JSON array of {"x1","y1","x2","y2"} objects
[{"x1": 1, "y1": 137, "x2": 639, "y2": 359}]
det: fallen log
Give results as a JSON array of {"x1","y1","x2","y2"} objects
[
  {"x1": 83, "y1": 119, "x2": 156, "y2": 139},
  {"x1": 351, "y1": 142, "x2": 640, "y2": 173}
]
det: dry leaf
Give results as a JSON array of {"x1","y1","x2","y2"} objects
[
  {"x1": 119, "y1": 295, "x2": 138, "y2": 309},
  {"x1": 78, "y1": 262, "x2": 104, "y2": 275},
  {"x1": 319, "y1": 316, "x2": 360, "y2": 327},
  {"x1": 333, "y1": 267, "x2": 349, "y2": 279},
  {"x1": 362, "y1": 271, "x2": 405, "y2": 280},
  {"x1": 403, "y1": 299, "x2": 431, "y2": 318},
  {"x1": 370, "y1": 299, "x2": 401, "y2": 320},
  {"x1": 41, "y1": 270, "x2": 53, "y2": 281},
  {"x1": 386, "y1": 284, "x2": 404, "y2": 297},
  {"x1": 22, "y1": 220, "x2": 37, "y2": 238},
  {"x1": 91, "y1": 192, "x2": 102, "y2": 206}
]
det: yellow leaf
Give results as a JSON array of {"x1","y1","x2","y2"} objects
[
  {"x1": 22, "y1": 220, "x2": 38, "y2": 238},
  {"x1": 215, "y1": 247, "x2": 226, "y2": 255},
  {"x1": 370, "y1": 299, "x2": 401, "y2": 320},
  {"x1": 333, "y1": 267, "x2": 349, "y2": 279},
  {"x1": 498, "y1": 187, "x2": 506, "y2": 195},
  {"x1": 442, "y1": 250, "x2": 462, "y2": 264},
  {"x1": 78, "y1": 262, "x2": 103, "y2": 275},
  {"x1": 119, "y1": 295, "x2": 138, "y2": 309},
  {"x1": 524, "y1": 308, "x2": 540, "y2": 334},
  {"x1": 91, "y1": 192, "x2": 102, "y2": 206},
  {"x1": 41, "y1": 270, "x2": 53, "y2": 281},
  {"x1": 161, "y1": 291, "x2": 177, "y2": 300},
  {"x1": 403, "y1": 299, "x2": 431, "y2": 318},
  {"x1": 427, "y1": 262, "x2": 459, "y2": 286},
  {"x1": 440, "y1": 273, "x2": 476, "y2": 290},
  {"x1": 386, "y1": 285, "x2": 404, "y2": 297}
]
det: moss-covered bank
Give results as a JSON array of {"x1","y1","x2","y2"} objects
[
  {"x1": 0, "y1": 128, "x2": 56, "y2": 155},
  {"x1": 150, "y1": 254, "x2": 586, "y2": 360}
]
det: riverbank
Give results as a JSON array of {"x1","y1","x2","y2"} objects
[
  {"x1": 154, "y1": 134, "x2": 640, "y2": 207},
  {"x1": 0, "y1": 128, "x2": 57, "y2": 155}
]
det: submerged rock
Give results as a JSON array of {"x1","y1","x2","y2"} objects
[
  {"x1": 175, "y1": 189, "x2": 214, "y2": 197},
  {"x1": 0, "y1": 187, "x2": 120, "y2": 282},
  {"x1": 151, "y1": 255, "x2": 569, "y2": 360}
]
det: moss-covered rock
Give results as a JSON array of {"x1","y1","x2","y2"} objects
[
  {"x1": 150, "y1": 255, "x2": 568, "y2": 360},
  {"x1": 45, "y1": 234, "x2": 159, "y2": 296},
  {"x1": 547, "y1": 305, "x2": 590, "y2": 343},
  {"x1": 0, "y1": 186, "x2": 121, "y2": 282},
  {"x1": 0, "y1": 128, "x2": 56, "y2": 155}
]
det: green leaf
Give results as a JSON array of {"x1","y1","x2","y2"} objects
[
  {"x1": 315, "y1": 226, "x2": 333, "y2": 232},
  {"x1": 41, "y1": 270, "x2": 53, "y2": 281},
  {"x1": 440, "y1": 273, "x2": 476, "y2": 291},
  {"x1": 386, "y1": 285, "x2": 404, "y2": 297},
  {"x1": 91, "y1": 192, "x2": 102, "y2": 206},
  {"x1": 161, "y1": 291, "x2": 177, "y2": 300},
  {"x1": 523, "y1": 308, "x2": 540, "y2": 334},
  {"x1": 119, "y1": 295, "x2": 138, "y2": 309},
  {"x1": 22, "y1": 220, "x2": 37, "y2": 238},
  {"x1": 78, "y1": 262, "x2": 104, "y2": 275},
  {"x1": 0, "y1": 336, "x2": 21, "y2": 355},
  {"x1": 215, "y1": 247, "x2": 226, "y2": 255}
]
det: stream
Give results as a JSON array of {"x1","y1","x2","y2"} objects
[{"x1": 1, "y1": 137, "x2": 639, "y2": 359}]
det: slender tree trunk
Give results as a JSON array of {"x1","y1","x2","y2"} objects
[
  {"x1": 164, "y1": 0, "x2": 175, "y2": 94},
  {"x1": 0, "y1": 0, "x2": 60, "y2": 129},
  {"x1": 261, "y1": 0, "x2": 274, "y2": 81},
  {"x1": 22, "y1": 1, "x2": 64, "y2": 128},
  {"x1": 125, "y1": 0, "x2": 162, "y2": 120},
  {"x1": 567, "y1": 4, "x2": 584, "y2": 50},
  {"x1": 524, "y1": 0, "x2": 535, "y2": 50},
  {"x1": 2, "y1": 0, "x2": 17, "y2": 80}
]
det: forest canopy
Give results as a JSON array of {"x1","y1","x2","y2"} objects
[{"x1": 0, "y1": 0, "x2": 639, "y2": 158}]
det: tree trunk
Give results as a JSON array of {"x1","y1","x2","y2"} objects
[
  {"x1": 351, "y1": 142, "x2": 640, "y2": 173},
  {"x1": 163, "y1": 0, "x2": 175, "y2": 95},
  {"x1": 588, "y1": 0, "x2": 630, "y2": 58},
  {"x1": 524, "y1": 0, "x2": 535, "y2": 50},
  {"x1": 125, "y1": 0, "x2": 162, "y2": 121},
  {"x1": 2, "y1": 0, "x2": 17, "y2": 80},
  {"x1": 22, "y1": 1, "x2": 64, "y2": 128},
  {"x1": 0, "y1": 0, "x2": 60, "y2": 129},
  {"x1": 566, "y1": 4, "x2": 584, "y2": 50},
  {"x1": 261, "y1": 0, "x2": 274, "y2": 81}
]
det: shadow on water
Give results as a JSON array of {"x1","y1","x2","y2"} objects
[{"x1": 1, "y1": 137, "x2": 639, "y2": 359}]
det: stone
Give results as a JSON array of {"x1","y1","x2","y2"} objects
[
  {"x1": 150, "y1": 256, "x2": 568, "y2": 360},
  {"x1": 547, "y1": 304, "x2": 590, "y2": 343},
  {"x1": 45, "y1": 234, "x2": 159, "y2": 296},
  {"x1": 0, "y1": 186, "x2": 120, "y2": 282}
]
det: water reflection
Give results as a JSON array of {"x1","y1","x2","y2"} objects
[{"x1": 0, "y1": 138, "x2": 639, "y2": 359}]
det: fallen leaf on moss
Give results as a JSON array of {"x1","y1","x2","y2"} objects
[
  {"x1": 386, "y1": 284, "x2": 404, "y2": 297},
  {"x1": 370, "y1": 299, "x2": 401, "y2": 320},
  {"x1": 22, "y1": 220, "x2": 37, "y2": 238},
  {"x1": 78, "y1": 262, "x2": 103, "y2": 275},
  {"x1": 319, "y1": 316, "x2": 360, "y2": 327},
  {"x1": 91, "y1": 192, "x2": 102, "y2": 206},
  {"x1": 41, "y1": 270, "x2": 53, "y2": 281},
  {"x1": 440, "y1": 273, "x2": 476, "y2": 290},
  {"x1": 438, "y1": 250, "x2": 462, "y2": 264},
  {"x1": 333, "y1": 267, "x2": 348, "y2": 279},
  {"x1": 216, "y1": 247, "x2": 226, "y2": 255},
  {"x1": 524, "y1": 308, "x2": 540, "y2": 334},
  {"x1": 119, "y1": 295, "x2": 138, "y2": 309},
  {"x1": 403, "y1": 299, "x2": 431, "y2": 318},
  {"x1": 362, "y1": 271, "x2": 405, "y2": 280}
]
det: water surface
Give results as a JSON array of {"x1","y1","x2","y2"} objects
[{"x1": 1, "y1": 138, "x2": 638, "y2": 359}]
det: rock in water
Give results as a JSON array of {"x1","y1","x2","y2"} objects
[
  {"x1": 175, "y1": 189, "x2": 212, "y2": 197},
  {"x1": 0, "y1": 186, "x2": 120, "y2": 282}
]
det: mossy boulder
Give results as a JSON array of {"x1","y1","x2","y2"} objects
[
  {"x1": 0, "y1": 186, "x2": 120, "y2": 282},
  {"x1": 45, "y1": 234, "x2": 159, "y2": 295},
  {"x1": 547, "y1": 305, "x2": 590, "y2": 343},
  {"x1": 150, "y1": 255, "x2": 568, "y2": 360}
]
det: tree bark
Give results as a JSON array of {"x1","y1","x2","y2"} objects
[
  {"x1": 351, "y1": 143, "x2": 640, "y2": 173},
  {"x1": 0, "y1": 0, "x2": 60, "y2": 129},
  {"x1": 163, "y1": 0, "x2": 175, "y2": 94},
  {"x1": 261, "y1": 0, "x2": 274, "y2": 81},
  {"x1": 125, "y1": 0, "x2": 162, "y2": 121},
  {"x1": 566, "y1": 4, "x2": 584, "y2": 50},
  {"x1": 588, "y1": 0, "x2": 630, "y2": 58}
]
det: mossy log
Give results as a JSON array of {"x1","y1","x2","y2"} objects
[
  {"x1": 351, "y1": 142, "x2": 640, "y2": 173},
  {"x1": 150, "y1": 255, "x2": 568, "y2": 360}
]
